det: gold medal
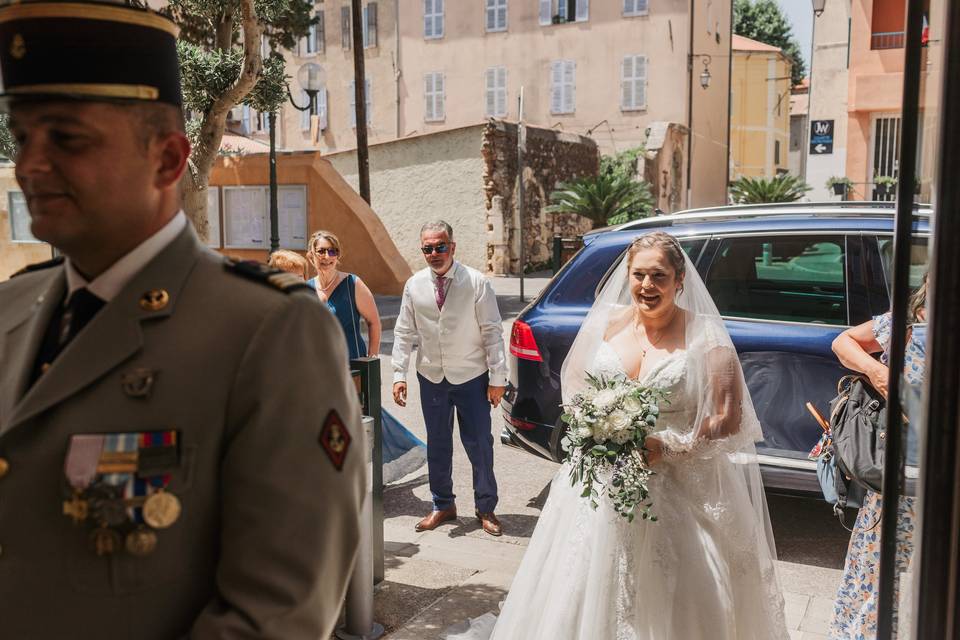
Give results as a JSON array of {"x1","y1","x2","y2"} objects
[
  {"x1": 142, "y1": 491, "x2": 181, "y2": 529},
  {"x1": 62, "y1": 493, "x2": 89, "y2": 524},
  {"x1": 89, "y1": 527, "x2": 122, "y2": 556},
  {"x1": 125, "y1": 527, "x2": 158, "y2": 556}
]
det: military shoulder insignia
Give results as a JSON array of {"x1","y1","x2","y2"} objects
[
  {"x1": 11, "y1": 255, "x2": 64, "y2": 278},
  {"x1": 319, "y1": 410, "x2": 351, "y2": 471},
  {"x1": 224, "y1": 258, "x2": 311, "y2": 293}
]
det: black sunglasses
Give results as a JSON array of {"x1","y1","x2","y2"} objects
[
  {"x1": 421, "y1": 243, "x2": 450, "y2": 255},
  {"x1": 313, "y1": 247, "x2": 340, "y2": 257}
]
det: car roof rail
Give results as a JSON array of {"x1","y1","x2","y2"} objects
[{"x1": 590, "y1": 201, "x2": 933, "y2": 235}]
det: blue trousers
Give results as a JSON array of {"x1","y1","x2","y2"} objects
[{"x1": 418, "y1": 372, "x2": 499, "y2": 513}]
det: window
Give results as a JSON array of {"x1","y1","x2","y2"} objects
[
  {"x1": 622, "y1": 0, "x2": 647, "y2": 16},
  {"x1": 8, "y1": 191, "x2": 38, "y2": 243},
  {"x1": 424, "y1": 72, "x2": 445, "y2": 122},
  {"x1": 424, "y1": 0, "x2": 444, "y2": 39},
  {"x1": 300, "y1": 90, "x2": 313, "y2": 131},
  {"x1": 349, "y1": 79, "x2": 372, "y2": 127},
  {"x1": 705, "y1": 236, "x2": 848, "y2": 325},
  {"x1": 300, "y1": 11, "x2": 323, "y2": 54},
  {"x1": 341, "y1": 6, "x2": 351, "y2": 49},
  {"x1": 317, "y1": 89, "x2": 328, "y2": 131},
  {"x1": 485, "y1": 66, "x2": 507, "y2": 117},
  {"x1": 223, "y1": 186, "x2": 308, "y2": 250},
  {"x1": 550, "y1": 60, "x2": 575, "y2": 115},
  {"x1": 257, "y1": 110, "x2": 271, "y2": 133},
  {"x1": 539, "y1": 0, "x2": 588, "y2": 25},
  {"x1": 486, "y1": 0, "x2": 507, "y2": 32},
  {"x1": 620, "y1": 54, "x2": 646, "y2": 111},
  {"x1": 363, "y1": 3, "x2": 377, "y2": 48}
]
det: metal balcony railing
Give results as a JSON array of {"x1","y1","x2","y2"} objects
[{"x1": 872, "y1": 31, "x2": 906, "y2": 50}]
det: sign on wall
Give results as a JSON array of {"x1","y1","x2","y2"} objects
[
  {"x1": 810, "y1": 120, "x2": 834, "y2": 155},
  {"x1": 222, "y1": 185, "x2": 308, "y2": 250},
  {"x1": 8, "y1": 191, "x2": 39, "y2": 243}
]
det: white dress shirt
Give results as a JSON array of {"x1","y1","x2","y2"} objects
[
  {"x1": 392, "y1": 261, "x2": 508, "y2": 387},
  {"x1": 64, "y1": 212, "x2": 187, "y2": 303}
]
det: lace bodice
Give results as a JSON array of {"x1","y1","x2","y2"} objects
[{"x1": 591, "y1": 341, "x2": 695, "y2": 435}]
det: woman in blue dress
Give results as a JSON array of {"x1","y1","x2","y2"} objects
[
  {"x1": 306, "y1": 230, "x2": 427, "y2": 484},
  {"x1": 827, "y1": 274, "x2": 928, "y2": 639}
]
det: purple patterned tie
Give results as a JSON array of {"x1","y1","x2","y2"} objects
[{"x1": 436, "y1": 276, "x2": 447, "y2": 310}]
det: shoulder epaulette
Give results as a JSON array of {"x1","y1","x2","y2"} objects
[
  {"x1": 223, "y1": 257, "x2": 311, "y2": 293},
  {"x1": 11, "y1": 255, "x2": 64, "y2": 278}
]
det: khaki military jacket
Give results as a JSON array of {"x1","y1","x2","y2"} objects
[{"x1": 0, "y1": 225, "x2": 365, "y2": 639}]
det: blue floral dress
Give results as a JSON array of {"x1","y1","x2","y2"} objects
[{"x1": 828, "y1": 313, "x2": 922, "y2": 639}]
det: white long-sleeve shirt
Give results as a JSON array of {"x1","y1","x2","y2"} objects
[{"x1": 391, "y1": 261, "x2": 508, "y2": 387}]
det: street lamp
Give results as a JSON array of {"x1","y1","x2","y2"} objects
[
  {"x1": 812, "y1": 0, "x2": 826, "y2": 17},
  {"x1": 268, "y1": 62, "x2": 326, "y2": 253},
  {"x1": 689, "y1": 54, "x2": 713, "y2": 89}
]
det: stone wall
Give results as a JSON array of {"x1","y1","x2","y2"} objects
[
  {"x1": 0, "y1": 165, "x2": 53, "y2": 281},
  {"x1": 326, "y1": 126, "x2": 489, "y2": 274},
  {"x1": 482, "y1": 120, "x2": 598, "y2": 275}
]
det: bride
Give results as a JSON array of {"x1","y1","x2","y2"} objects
[{"x1": 463, "y1": 232, "x2": 787, "y2": 639}]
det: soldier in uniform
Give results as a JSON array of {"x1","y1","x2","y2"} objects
[{"x1": 0, "y1": 2, "x2": 365, "y2": 638}]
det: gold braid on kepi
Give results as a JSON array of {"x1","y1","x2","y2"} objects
[{"x1": 0, "y1": 0, "x2": 181, "y2": 108}]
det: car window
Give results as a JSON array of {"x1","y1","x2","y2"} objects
[
  {"x1": 705, "y1": 235, "x2": 848, "y2": 325},
  {"x1": 545, "y1": 243, "x2": 624, "y2": 307},
  {"x1": 877, "y1": 236, "x2": 929, "y2": 294}
]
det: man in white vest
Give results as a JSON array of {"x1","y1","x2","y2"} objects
[{"x1": 392, "y1": 221, "x2": 507, "y2": 536}]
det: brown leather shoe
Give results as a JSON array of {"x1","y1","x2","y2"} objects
[
  {"x1": 475, "y1": 511, "x2": 502, "y2": 537},
  {"x1": 415, "y1": 508, "x2": 458, "y2": 532}
]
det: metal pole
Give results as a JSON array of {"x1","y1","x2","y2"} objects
[
  {"x1": 268, "y1": 111, "x2": 279, "y2": 253},
  {"x1": 517, "y1": 87, "x2": 525, "y2": 302},
  {"x1": 915, "y1": 1, "x2": 960, "y2": 636},
  {"x1": 876, "y1": 0, "x2": 925, "y2": 636},
  {"x1": 351, "y1": 0, "x2": 371, "y2": 204}
]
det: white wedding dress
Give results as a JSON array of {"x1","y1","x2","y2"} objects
[{"x1": 464, "y1": 341, "x2": 788, "y2": 640}]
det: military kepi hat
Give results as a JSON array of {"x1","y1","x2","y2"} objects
[{"x1": 0, "y1": 1, "x2": 181, "y2": 107}]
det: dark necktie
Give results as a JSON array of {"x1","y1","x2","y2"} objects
[
  {"x1": 30, "y1": 288, "x2": 105, "y2": 385},
  {"x1": 436, "y1": 276, "x2": 447, "y2": 310}
]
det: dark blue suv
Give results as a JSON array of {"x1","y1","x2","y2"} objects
[{"x1": 501, "y1": 202, "x2": 930, "y2": 495}]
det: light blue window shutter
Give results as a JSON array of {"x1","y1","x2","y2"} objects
[
  {"x1": 496, "y1": 67, "x2": 507, "y2": 117},
  {"x1": 636, "y1": 55, "x2": 647, "y2": 109},
  {"x1": 621, "y1": 56, "x2": 634, "y2": 109},
  {"x1": 550, "y1": 61, "x2": 563, "y2": 113},
  {"x1": 301, "y1": 91, "x2": 311, "y2": 130},
  {"x1": 564, "y1": 60, "x2": 576, "y2": 113},
  {"x1": 349, "y1": 81, "x2": 356, "y2": 127},
  {"x1": 575, "y1": 0, "x2": 589, "y2": 22},
  {"x1": 539, "y1": 0, "x2": 551, "y2": 25},
  {"x1": 318, "y1": 88, "x2": 328, "y2": 130}
]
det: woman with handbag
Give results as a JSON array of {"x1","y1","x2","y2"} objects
[{"x1": 827, "y1": 274, "x2": 927, "y2": 639}]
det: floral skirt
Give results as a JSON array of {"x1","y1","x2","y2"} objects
[{"x1": 828, "y1": 491, "x2": 916, "y2": 640}]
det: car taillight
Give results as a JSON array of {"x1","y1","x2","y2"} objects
[
  {"x1": 510, "y1": 320, "x2": 543, "y2": 362},
  {"x1": 504, "y1": 411, "x2": 537, "y2": 431}
]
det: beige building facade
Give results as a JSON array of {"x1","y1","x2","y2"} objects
[
  {"x1": 729, "y1": 35, "x2": 791, "y2": 180},
  {"x1": 237, "y1": 0, "x2": 732, "y2": 209}
]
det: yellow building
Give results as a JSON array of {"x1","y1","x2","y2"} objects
[{"x1": 730, "y1": 35, "x2": 792, "y2": 179}]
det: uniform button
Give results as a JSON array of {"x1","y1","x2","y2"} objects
[{"x1": 0, "y1": 458, "x2": 8, "y2": 478}]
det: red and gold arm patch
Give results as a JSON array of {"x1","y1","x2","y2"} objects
[{"x1": 319, "y1": 410, "x2": 351, "y2": 471}]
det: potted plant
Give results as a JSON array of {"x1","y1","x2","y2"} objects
[
  {"x1": 826, "y1": 176, "x2": 852, "y2": 197},
  {"x1": 874, "y1": 174, "x2": 898, "y2": 198}
]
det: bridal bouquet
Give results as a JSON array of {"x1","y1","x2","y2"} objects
[{"x1": 560, "y1": 373, "x2": 666, "y2": 523}]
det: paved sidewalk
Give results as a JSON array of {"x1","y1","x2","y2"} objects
[{"x1": 370, "y1": 272, "x2": 841, "y2": 639}]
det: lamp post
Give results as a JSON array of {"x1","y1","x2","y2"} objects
[
  {"x1": 268, "y1": 62, "x2": 325, "y2": 254},
  {"x1": 804, "y1": 0, "x2": 824, "y2": 188}
]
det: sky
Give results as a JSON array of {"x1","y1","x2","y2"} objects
[{"x1": 774, "y1": 0, "x2": 814, "y2": 74}]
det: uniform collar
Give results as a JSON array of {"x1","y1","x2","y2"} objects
[{"x1": 64, "y1": 211, "x2": 186, "y2": 303}]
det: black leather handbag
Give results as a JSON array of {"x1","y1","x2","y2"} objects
[{"x1": 828, "y1": 374, "x2": 887, "y2": 504}]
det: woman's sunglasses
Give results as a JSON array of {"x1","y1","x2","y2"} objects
[
  {"x1": 421, "y1": 243, "x2": 450, "y2": 255},
  {"x1": 313, "y1": 247, "x2": 340, "y2": 257}
]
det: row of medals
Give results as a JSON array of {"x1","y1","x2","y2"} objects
[{"x1": 64, "y1": 483, "x2": 182, "y2": 556}]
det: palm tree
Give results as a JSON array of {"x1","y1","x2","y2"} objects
[
  {"x1": 729, "y1": 174, "x2": 812, "y2": 204},
  {"x1": 545, "y1": 174, "x2": 654, "y2": 228}
]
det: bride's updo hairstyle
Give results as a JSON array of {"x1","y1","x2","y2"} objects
[{"x1": 625, "y1": 231, "x2": 686, "y2": 281}]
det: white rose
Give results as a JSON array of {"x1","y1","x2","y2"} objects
[
  {"x1": 611, "y1": 430, "x2": 631, "y2": 445},
  {"x1": 594, "y1": 389, "x2": 619, "y2": 411},
  {"x1": 622, "y1": 396, "x2": 643, "y2": 414},
  {"x1": 592, "y1": 417, "x2": 611, "y2": 442},
  {"x1": 608, "y1": 410, "x2": 631, "y2": 432},
  {"x1": 576, "y1": 426, "x2": 593, "y2": 439}
]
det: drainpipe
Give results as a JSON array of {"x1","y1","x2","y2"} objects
[
  {"x1": 394, "y1": 0, "x2": 402, "y2": 138},
  {"x1": 685, "y1": 0, "x2": 695, "y2": 208}
]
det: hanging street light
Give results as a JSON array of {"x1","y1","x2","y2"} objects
[
  {"x1": 812, "y1": 0, "x2": 826, "y2": 18},
  {"x1": 268, "y1": 62, "x2": 326, "y2": 253}
]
